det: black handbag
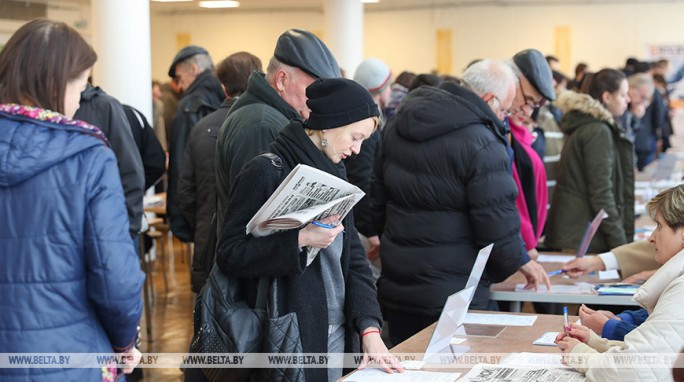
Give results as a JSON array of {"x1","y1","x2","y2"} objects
[
  {"x1": 190, "y1": 266, "x2": 305, "y2": 382},
  {"x1": 189, "y1": 153, "x2": 304, "y2": 382}
]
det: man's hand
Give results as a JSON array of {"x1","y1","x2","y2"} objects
[
  {"x1": 366, "y1": 235, "x2": 381, "y2": 261},
  {"x1": 519, "y1": 260, "x2": 552, "y2": 291}
]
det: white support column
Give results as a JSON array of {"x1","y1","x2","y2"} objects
[
  {"x1": 323, "y1": 0, "x2": 364, "y2": 78},
  {"x1": 91, "y1": 0, "x2": 152, "y2": 121}
]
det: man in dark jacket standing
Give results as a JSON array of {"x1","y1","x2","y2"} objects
[
  {"x1": 177, "y1": 51, "x2": 262, "y2": 294},
  {"x1": 215, "y1": 29, "x2": 340, "y2": 231},
  {"x1": 372, "y1": 60, "x2": 550, "y2": 345},
  {"x1": 167, "y1": 45, "x2": 224, "y2": 243},
  {"x1": 75, "y1": 85, "x2": 145, "y2": 238}
]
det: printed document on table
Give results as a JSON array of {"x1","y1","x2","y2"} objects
[
  {"x1": 459, "y1": 364, "x2": 589, "y2": 381},
  {"x1": 342, "y1": 368, "x2": 461, "y2": 382},
  {"x1": 500, "y1": 352, "x2": 568, "y2": 368},
  {"x1": 462, "y1": 313, "x2": 537, "y2": 326}
]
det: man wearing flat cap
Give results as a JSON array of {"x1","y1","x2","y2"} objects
[
  {"x1": 167, "y1": 45, "x2": 224, "y2": 242},
  {"x1": 505, "y1": 49, "x2": 555, "y2": 264},
  {"x1": 215, "y1": 29, "x2": 340, "y2": 232}
]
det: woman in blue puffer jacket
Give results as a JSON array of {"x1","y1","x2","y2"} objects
[{"x1": 0, "y1": 19, "x2": 144, "y2": 381}]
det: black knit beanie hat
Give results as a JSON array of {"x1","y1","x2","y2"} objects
[{"x1": 304, "y1": 78, "x2": 380, "y2": 130}]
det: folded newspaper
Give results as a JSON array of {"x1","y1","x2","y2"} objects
[{"x1": 246, "y1": 164, "x2": 364, "y2": 264}]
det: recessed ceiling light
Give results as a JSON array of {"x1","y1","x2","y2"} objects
[
  {"x1": 151, "y1": 0, "x2": 193, "y2": 2},
  {"x1": 199, "y1": 0, "x2": 240, "y2": 8},
  {"x1": 361, "y1": 0, "x2": 380, "y2": 3}
]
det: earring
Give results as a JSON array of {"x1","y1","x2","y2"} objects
[{"x1": 321, "y1": 138, "x2": 328, "y2": 147}]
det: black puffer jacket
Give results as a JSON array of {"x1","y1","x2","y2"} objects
[{"x1": 372, "y1": 83, "x2": 528, "y2": 316}]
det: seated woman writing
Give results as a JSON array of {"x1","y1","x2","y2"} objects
[{"x1": 555, "y1": 184, "x2": 684, "y2": 381}]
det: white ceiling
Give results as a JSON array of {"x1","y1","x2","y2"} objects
[{"x1": 147, "y1": 0, "x2": 684, "y2": 13}]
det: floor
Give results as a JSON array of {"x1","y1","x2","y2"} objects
[{"x1": 139, "y1": 238, "x2": 194, "y2": 381}]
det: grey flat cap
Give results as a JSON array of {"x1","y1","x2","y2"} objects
[
  {"x1": 168, "y1": 45, "x2": 208, "y2": 78},
  {"x1": 274, "y1": 29, "x2": 340, "y2": 79},
  {"x1": 513, "y1": 49, "x2": 555, "y2": 101}
]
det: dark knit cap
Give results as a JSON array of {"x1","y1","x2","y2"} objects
[
  {"x1": 304, "y1": 78, "x2": 380, "y2": 130},
  {"x1": 168, "y1": 45, "x2": 208, "y2": 78},
  {"x1": 274, "y1": 29, "x2": 341, "y2": 79}
]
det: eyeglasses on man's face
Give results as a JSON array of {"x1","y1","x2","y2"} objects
[
  {"x1": 491, "y1": 95, "x2": 512, "y2": 120},
  {"x1": 518, "y1": 81, "x2": 545, "y2": 109}
]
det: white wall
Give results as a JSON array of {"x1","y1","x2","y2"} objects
[
  {"x1": 2, "y1": 2, "x2": 684, "y2": 82},
  {"x1": 150, "y1": 10, "x2": 322, "y2": 81},
  {"x1": 149, "y1": 3, "x2": 684, "y2": 81}
]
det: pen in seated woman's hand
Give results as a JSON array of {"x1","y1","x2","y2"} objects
[
  {"x1": 359, "y1": 327, "x2": 405, "y2": 374},
  {"x1": 555, "y1": 322, "x2": 591, "y2": 357},
  {"x1": 562, "y1": 256, "x2": 606, "y2": 278},
  {"x1": 298, "y1": 215, "x2": 344, "y2": 248}
]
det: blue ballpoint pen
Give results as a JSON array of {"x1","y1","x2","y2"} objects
[
  {"x1": 311, "y1": 220, "x2": 345, "y2": 233},
  {"x1": 563, "y1": 306, "x2": 570, "y2": 333},
  {"x1": 547, "y1": 269, "x2": 567, "y2": 277}
]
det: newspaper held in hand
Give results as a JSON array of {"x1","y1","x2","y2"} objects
[{"x1": 246, "y1": 164, "x2": 364, "y2": 264}]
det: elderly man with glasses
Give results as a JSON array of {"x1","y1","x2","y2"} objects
[{"x1": 505, "y1": 49, "x2": 556, "y2": 266}]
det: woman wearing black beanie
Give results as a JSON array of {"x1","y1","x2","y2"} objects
[{"x1": 216, "y1": 78, "x2": 403, "y2": 381}]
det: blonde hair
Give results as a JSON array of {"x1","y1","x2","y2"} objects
[{"x1": 646, "y1": 184, "x2": 684, "y2": 231}]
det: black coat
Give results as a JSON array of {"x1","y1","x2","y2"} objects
[
  {"x1": 167, "y1": 70, "x2": 224, "y2": 242},
  {"x1": 75, "y1": 85, "x2": 145, "y2": 236},
  {"x1": 123, "y1": 105, "x2": 166, "y2": 190},
  {"x1": 216, "y1": 122, "x2": 382, "y2": 382},
  {"x1": 371, "y1": 83, "x2": 528, "y2": 316},
  {"x1": 178, "y1": 99, "x2": 233, "y2": 293}
]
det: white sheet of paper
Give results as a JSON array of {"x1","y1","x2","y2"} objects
[
  {"x1": 500, "y1": 352, "x2": 568, "y2": 368},
  {"x1": 514, "y1": 283, "x2": 595, "y2": 294},
  {"x1": 401, "y1": 360, "x2": 425, "y2": 370},
  {"x1": 599, "y1": 269, "x2": 620, "y2": 280},
  {"x1": 343, "y1": 368, "x2": 461, "y2": 382},
  {"x1": 532, "y1": 332, "x2": 560, "y2": 346},
  {"x1": 449, "y1": 337, "x2": 467, "y2": 345},
  {"x1": 463, "y1": 313, "x2": 537, "y2": 326},
  {"x1": 537, "y1": 254, "x2": 577, "y2": 263}
]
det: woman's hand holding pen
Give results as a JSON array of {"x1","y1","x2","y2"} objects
[
  {"x1": 555, "y1": 322, "x2": 590, "y2": 356},
  {"x1": 562, "y1": 257, "x2": 606, "y2": 278},
  {"x1": 298, "y1": 215, "x2": 344, "y2": 249}
]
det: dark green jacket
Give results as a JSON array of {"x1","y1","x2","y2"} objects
[
  {"x1": 546, "y1": 91, "x2": 634, "y2": 253},
  {"x1": 215, "y1": 72, "x2": 301, "y2": 232}
]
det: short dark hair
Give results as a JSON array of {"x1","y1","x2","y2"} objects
[
  {"x1": 546, "y1": 55, "x2": 559, "y2": 64},
  {"x1": 575, "y1": 63, "x2": 588, "y2": 77},
  {"x1": 0, "y1": 18, "x2": 97, "y2": 114},
  {"x1": 216, "y1": 51, "x2": 262, "y2": 97},
  {"x1": 394, "y1": 71, "x2": 416, "y2": 89},
  {"x1": 586, "y1": 68, "x2": 625, "y2": 103}
]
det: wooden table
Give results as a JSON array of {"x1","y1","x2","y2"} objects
[
  {"x1": 342, "y1": 311, "x2": 568, "y2": 380},
  {"x1": 489, "y1": 253, "x2": 636, "y2": 312}
]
